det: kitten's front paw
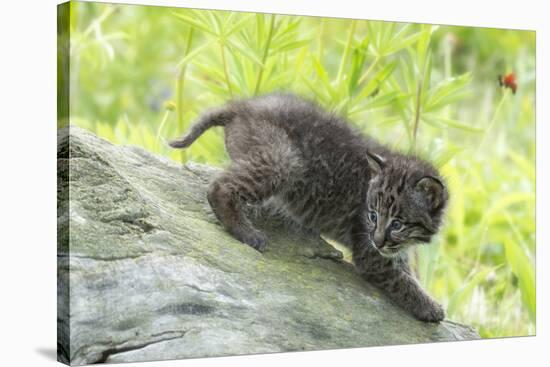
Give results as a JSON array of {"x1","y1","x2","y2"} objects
[
  {"x1": 235, "y1": 229, "x2": 268, "y2": 252},
  {"x1": 413, "y1": 301, "x2": 445, "y2": 322}
]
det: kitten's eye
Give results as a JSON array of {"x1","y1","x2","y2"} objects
[
  {"x1": 390, "y1": 220, "x2": 403, "y2": 231},
  {"x1": 368, "y1": 211, "x2": 377, "y2": 223}
]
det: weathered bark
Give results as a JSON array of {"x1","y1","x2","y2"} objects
[{"x1": 57, "y1": 126, "x2": 478, "y2": 365}]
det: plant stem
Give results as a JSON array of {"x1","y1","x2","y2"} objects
[
  {"x1": 175, "y1": 68, "x2": 186, "y2": 132},
  {"x1": 444, "y1": 37, "x2": 452, "y2": 80},
  {"x1": 176, "y1": 28, "x2": 195, "y2": 163},
  {"x1": 317, "y1": 19, "x2": 325, "y2": 60},
  {"x1": 82, "y1": 5, "x2": 118, "y2": 38},
  {"x1": 357, "y1": 55, "x2": 381, "y2": 85},
  {"x1": 155, "y1": 110, "x2": 171, "y2": 151},
  {"x1": 176, "y1": 28, "x2": 195, "y2": 131},
  {"x1": 411, "y1": 77, "x2": 423, "y2": 152},
  {"x1": 478, "y1": 89, "x2": 509, "y2": 152},
  {"x1": 220, "y1": 41, "x2": 233, "y2": 97},
  {"x1": 411, "y1": 33, "x2": 432, "y2": 153},
  {"x1": 443, "y1": 34, "x2": 452, "y2": 139},
  {"x1": 254, "y1": 14, "x2": 276, "y2": 96},
  {"x1": 336, "y1": 20, "x2": 356, "y2": 84}
]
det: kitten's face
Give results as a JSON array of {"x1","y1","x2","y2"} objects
[{"x1": 364, "y1": 158, "x2": 448, "y2": 258}]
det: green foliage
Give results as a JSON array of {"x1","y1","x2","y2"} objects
[{"x1": 63, "y1": 2, "x2": 536, "y2": 338}]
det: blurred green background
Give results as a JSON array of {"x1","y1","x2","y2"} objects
[{"x1": 59, "y1": 1, "x2": 536, "y2": 338}]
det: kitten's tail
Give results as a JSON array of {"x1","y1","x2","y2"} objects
[{"x1": 168, "y1": 108, "x2": 235, "y2": 149}]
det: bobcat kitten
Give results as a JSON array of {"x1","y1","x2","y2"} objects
[{"x1": 169, "y1": 93, "x2": 449, "y2": 322}]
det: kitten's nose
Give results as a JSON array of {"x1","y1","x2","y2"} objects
[{"x1": 373, "y1": 231, "x2": 385, "y2": 249}]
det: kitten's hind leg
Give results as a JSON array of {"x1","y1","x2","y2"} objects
[
  {"x1": 207, "y1": 171, "x2": 266, "y2": 251},
  {"x1": 207, "y1": 149, "x2": 294, "y2": 252}
]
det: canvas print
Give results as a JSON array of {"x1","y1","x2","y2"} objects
[{"x1": 57, "y1": 1, "x2": 536, "y2": 365}]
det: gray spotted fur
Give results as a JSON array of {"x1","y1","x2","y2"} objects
[{"x1": 169, "y1": 93, "x2": 449, "y2": 322}]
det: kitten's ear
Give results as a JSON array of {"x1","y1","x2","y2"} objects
[
  {"x1": 366, "y1": 151, "x2": 385, "y2": 174},
  {"x1": 415, "y1": 176, "x2": 446, "y2": 211}
]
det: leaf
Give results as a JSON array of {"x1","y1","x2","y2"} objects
[
  {"x1": 208, "y1": 11, "x2": 222, "y2": 34},
  {"x1": 433, "y1": 146, "x2": 464, "y2": 168},
  {"x1": 422, "y1": 115, "x2": 484, "y2": 133},
  {"x1": 383, "y1": 30, "x2": 423, "y2": 56},
  {"x1": 175, "y1": 39, "x2": 216, "y2": 68},
  {"x1": 272, "y1": 39, "x2": 309, "y2": 53},
  {"x1": 272, "y1": 19, "x2": 300, "y2": 44},
  {"x1": 366, "y1": 21, "x2": 381, "y2": 56},
  {"x1": 421, "y1": 50, "x2": 433, "y2": 105},
  {"x1": 380, "y1": 22, "x2": 396, "y2": 50},
  {"x1": 441, "y1": 164, "x2": 465, "y2": 246},
  {"x1": 255, "y1": 13, "x2": 265, "y2": 43},
  {"x1": 504, "y1": 237, "x2": 535, "y2": 321},
  {"x1": 173, "y1": 12, "x2": 216, "y2": 36},
  {"x1": 416, "y1": 25, "x2": 433, "y2": 71},
  {"x1": 347, "y1": 46, "x2": 367, "y2": 95},
  {"x1": 225, "y1": 14, "x2": 254, "y2": 36},
  {"x1": 226, "y1": 38, "x2": 264, "y2": 67},
  {"x1": 424, "y1": 73, "x2": 472, "y2": 112},
  {"x1": 222, "y1": 11, "x2": 236, "y2": 29},
  {"x1": 392, "y1": 24, "x2": 412, "y2": 41},
  {"x1": 447, "y1": 266, "x2": 500, "y2": 316},
  {"x1": 300, "y1": 74, "x2": 329, "y2": 105},
  {"x1": 486, "y1": 192, "x2": 535, "y2": 219},
  {"x1": 508, "y1": 151, "x2": 535, "y2": 182},
  {"x1": 398, "y1": 56, "x2": 416, "y2": 95},
  {"x1": 374, "y1": 60, "x2": 398, "y2": 84},
  {"x1": 312, "y1": 56, "x2": 336, "y2": 99},
  {"x1": 355, "y1": 61, "x2": 397, "y2": 100},
  {"x1": 360, "y1": 91, "x2": 402, "y2": 112},
  {"x1": 374, "y1": 115, "x2": 402, "y2": 126}
]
